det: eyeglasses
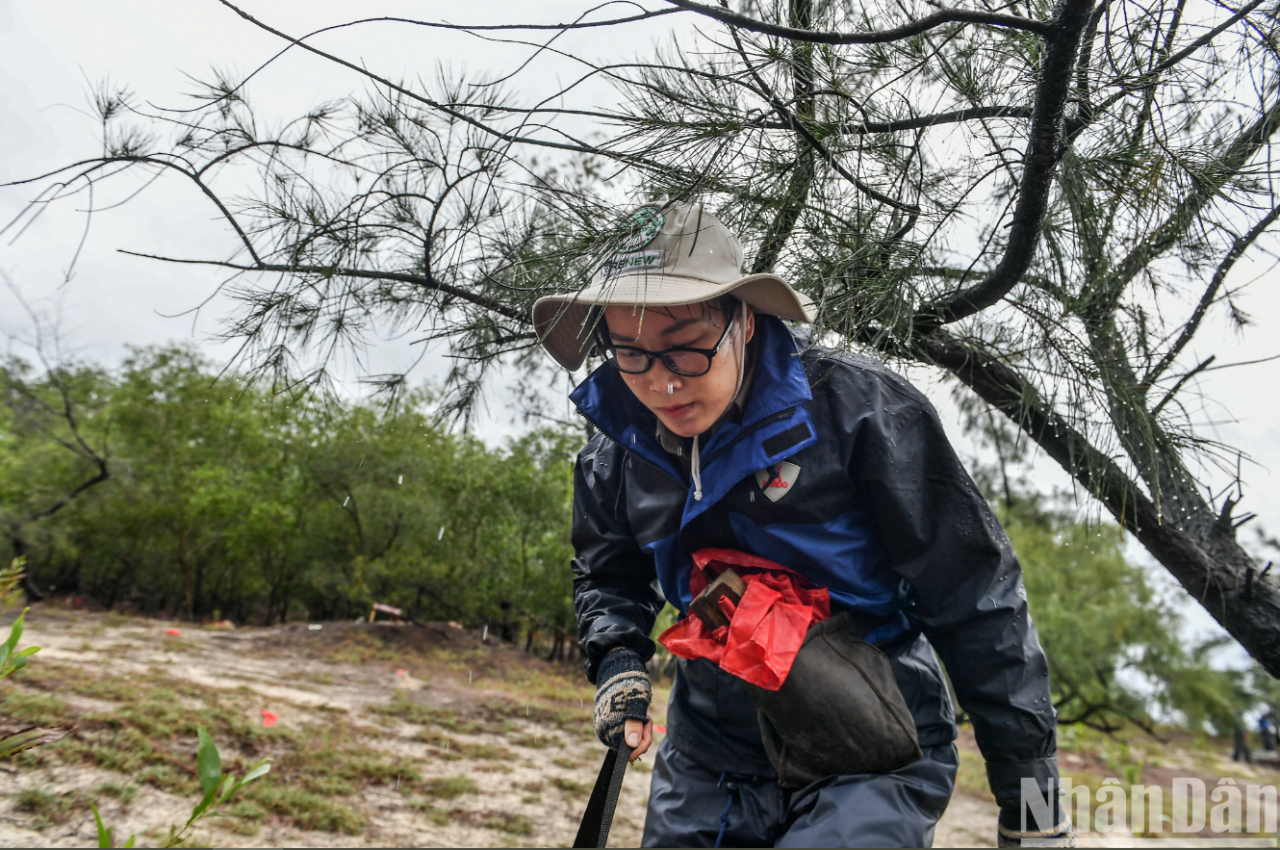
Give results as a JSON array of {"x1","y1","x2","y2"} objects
[{"x1": 603, "y1": 315, "x2": 736, "y2": 377}]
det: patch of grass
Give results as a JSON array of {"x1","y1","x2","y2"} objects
[
  {"x1": 297, "y1": 774, "x2": 358, "y2": 796},
  {"x1": 475, "y1": 762, "x2": 512, "y2": 774},
  {"x1": 954, "y1": 745, "x2": 995, "y2": 800},
  {"x1": 374, "y1": 690, "x2": 456, "y2": 724},
  {"x1": 325, "y1": 631, "x2": 399, "y2": 664},
  {"x1": 521, "y1": 794, "x2": 541, "y2": 804},
  {"x1": 244, "y1": 780, "x2": 366, "y2": 834},
  {"x1": 485, "y1": 812, "x2": 533, "y2": 836},
  {"x1": 222, "y1": 800, "x2": 265, "y2": 836},
  {"x1": 15, "y1": 787, "x2": 77, "y2": 828},
  {"x1": 423, "y1": 775, "x2": 478, "y2": 799},
  {"x1": 18, "y1": 662, "x2": 408, "y2": 838},
  {"x1": 409, "y1": 800, "x2": 453, "y2": 826},
  {"x1": 484, "y1": 699, "x2": 589, "y2": 733},
  {"x1": 94, "y1": 780, "x2": 139, "y2": 804},
  {"x1": 1, "y1": 690, "x2": 72, "y2": 725},
  {"x1": 550, "y1": 776, "x2": 590, "y2": 797},
  {"x1": 493, "y1": 668, "x2": 595, "y2": 704},
  {"x1": 341, "y1": 754, "x2": 422, "y2": 785},
  {"x1": 412, "y1": 730, "x2": 513, "y2": 761},
  {"x1": 68, "y1": 674, "x2": 139, "y2": 703},
  {"x1": 513, "y1": 733, "x2": 553, "y2": 749}
]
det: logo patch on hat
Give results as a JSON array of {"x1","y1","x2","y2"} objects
[
  {"x1": 754, "y1": 462, "x2": 800, "y2": 502},
  {"x1": 618, "y1": 208, "x2": 665, "y2": 252}
]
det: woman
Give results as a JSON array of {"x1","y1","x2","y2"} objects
[{"x1": 532, "y1": 201, "x2": 1070, "y2": 848}]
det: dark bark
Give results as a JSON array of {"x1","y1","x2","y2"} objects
[
  {"x1": 902, "y1": 327, "x2": 1280, "y2": 678},
  {"x1": 917, "y1": 0, "x2": 1095, "y2": 327},
  {"x1": 664, "y1": 0, "x2": 1050, "y2": 42},
  {"x1": 751, "y1": 0, "x2": 818, "y2": 275}
]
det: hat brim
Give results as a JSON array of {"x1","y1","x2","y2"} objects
[{"x1": 532, "y1": 272, "x2": 815, "y2": 371}]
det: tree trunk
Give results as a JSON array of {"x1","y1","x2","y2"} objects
[{"x1": 915, "y1": 328, "x2": 1280, "y2": 676}]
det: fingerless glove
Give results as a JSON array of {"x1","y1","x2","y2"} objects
[{"x1": 593, "y1": 647, "x2": 652, "y2": 748}]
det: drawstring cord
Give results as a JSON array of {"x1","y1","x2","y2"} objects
[
  {"x1": 691, "y1": 435, "x2": 703, "y2": 501},
  {"x1": 714, "y1": 772, "x2": 736, "y2": 848}
]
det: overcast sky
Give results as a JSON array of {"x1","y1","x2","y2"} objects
[{"x1": 3, "y1": 0, "x2": 1278, "y2": 662}]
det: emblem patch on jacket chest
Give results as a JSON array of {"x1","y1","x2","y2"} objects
[{"x1": 754, "y1": 461, "x2": 800, "y2": 503}]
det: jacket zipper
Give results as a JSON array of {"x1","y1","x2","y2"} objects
[{"x1": 576, "y1": 408, "x2": 685, "y2": 483}]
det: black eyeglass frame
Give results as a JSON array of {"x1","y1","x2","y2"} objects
[{"x1": 600, "y1": 313, "x2": 737, "y2": 378}]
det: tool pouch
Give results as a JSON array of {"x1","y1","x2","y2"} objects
[{"x1": 746, "y1": 611, "x2": 923, "y2": 788}]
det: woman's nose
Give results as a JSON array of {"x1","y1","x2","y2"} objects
[{"x1": 645, "y1": 361, "x2": 680, "y2": 395}]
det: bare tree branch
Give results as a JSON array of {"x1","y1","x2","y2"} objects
[
  {"x1": 663, "y1": 0, "x2": 1051, "y2": 41},
  {"x1": 117, "y1": 251, "x2": 530, "y2": 322},
  {"x1": 1144, "y1": 201, "x2": 1280, "y2": 386},
  {"x1": 917, "y1": 0, "x2": 1095, "y2": 326}
]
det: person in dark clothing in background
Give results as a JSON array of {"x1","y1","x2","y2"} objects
[
  {"x1": 1260, "y1": 707, "x2": 1277, "y2": 752},
  {"x1": 532, "y1": 201, "x2": 1072, "y2": 848},
  {"x1": 1233, "y1": 714, "x2": 1253, "y2": 763}
]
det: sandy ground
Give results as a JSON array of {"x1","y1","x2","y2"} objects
[{"x1": 0, "y1": 604, "x2": 1166, "y2": 849}]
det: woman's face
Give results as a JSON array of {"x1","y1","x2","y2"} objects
[{"x1": 603, "y1": 302, "x2": 755, "y2": 439}]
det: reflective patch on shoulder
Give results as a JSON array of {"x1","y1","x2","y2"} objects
[
  {"x1": 762, "y1": 421, "x2": 813, "y2": 456},
  {"x1": 754, "y1": 461, "x2": 800, "y2": 503}
]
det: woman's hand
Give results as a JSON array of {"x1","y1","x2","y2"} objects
[
  {"x1": 593, "y1": 648, "x2": 652, "y2": 754},
  {"x1": 624, "y1": 717, "x2": 653, "y2": 761}
]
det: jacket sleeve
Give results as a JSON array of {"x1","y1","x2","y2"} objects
[
  {"x1": 571, "y1": 434, "x2": 665, "y2": 685},
  {"x1": 848, "y1": 371, "x2": 1059, "y2": 810}
]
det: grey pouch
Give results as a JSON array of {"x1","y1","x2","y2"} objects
[{"x1": 747, "y1": 611, "x2": 922, "y2": 788}]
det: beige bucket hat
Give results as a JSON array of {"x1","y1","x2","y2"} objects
[{"x1": 532, "y1": 201, "x2": 816, "y2": 370}]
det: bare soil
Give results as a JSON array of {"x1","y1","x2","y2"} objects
[{"x1": 16, "y1": 604, "x2": 1264, "y2": 847}]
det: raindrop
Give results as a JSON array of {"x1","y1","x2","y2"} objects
[
  {"x1": 438, "y1": 526, "x2": 445, "y2": 540},
  {"x1": 398, "y1": 474, "x2": 403, "y2": 485},
  {"x1": 342, "y1": 496, "x2": 350, "y2": 507},
  {"x1": 482, "y1": 625, "x2": 488, "y2": 642}
]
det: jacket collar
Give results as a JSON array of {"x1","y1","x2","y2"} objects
[{"x1": 570, "y1": 315, "x2": 812, "y2": 477}]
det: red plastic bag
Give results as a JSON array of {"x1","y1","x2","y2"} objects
[{"x1": 658, "y1": 548, "x2": 830, "y2": 691}]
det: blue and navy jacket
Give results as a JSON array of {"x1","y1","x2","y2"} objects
[{"x1": 570, "y1": 315, "x2": 1058, "y2": 808}]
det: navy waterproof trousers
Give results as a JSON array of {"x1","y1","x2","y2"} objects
[{"x1": 641, "y1": 738, "x2": 958, "y2": 848}]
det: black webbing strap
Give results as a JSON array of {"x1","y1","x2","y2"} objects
[{"x1": 573, "y1": 738, "x2": 629, "y2": 848}]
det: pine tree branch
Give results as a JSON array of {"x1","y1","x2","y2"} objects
[
  {"x1": 1086, "y1": 97, "x2": 1280, "y2": 323},
  {"x1": 915, "y1": 0, "x2": 1095, "y2": 326},
  {"x1": 663, "y1": 0, "x2": 1051, "y2": 42},
  {"x1": 886, "y1": 325, "x2": 1280, "y2": 677},
  {"x1": 116, "y1": 252, "x2": 529, "y2": 323},
  {"x1": 1143, "y1": 201, "x2": 1280, "y2": 386}
]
